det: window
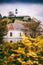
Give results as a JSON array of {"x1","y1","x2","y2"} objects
[
  {"x1": 10, "y1": 40, "x2": 12, "y2": 43},
  {"x1": 10, "y1": 32, "x2": 12, "y2": 36},
  {"x1": 20, "y1": 32, "x2": 21, "y2": 36}
]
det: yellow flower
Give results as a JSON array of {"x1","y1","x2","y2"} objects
[
  {"x1": 11, "y1": 53, "x2": 15, "y2": 57},
  {"x1": 26, "y1": 60, "x2": 33, "y2": 65},
  {"x1": 8, "y1": 53, "x2": 15, "y2": 61},
  {"x1": 14, "y1": 47, "x2": 25, "y2": 54}
]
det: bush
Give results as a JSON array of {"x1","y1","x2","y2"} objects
[{"x1": 0, "y1": 36, "x2": 43, "y2": 65}]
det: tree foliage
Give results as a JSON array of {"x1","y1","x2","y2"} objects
[
  {"x1": 0, "y1": 36, "x2": 43, "y2": 65},
  {"x1": 0, "y1": 14, "x2": 2, "y2": 20},
  {"x1": 0, "y1": 20, "x2": 7, "y2": 43},
  {"x1": 23, "y1": 21, "x2": 42, "y2": 38}
]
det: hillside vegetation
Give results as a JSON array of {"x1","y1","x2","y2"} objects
[
  {"x1": 0, "y1": 36, "x2": 43, "y2": 65},
  {"x1": 0, "y1": 14, "x2": 43, "y2": 65}
]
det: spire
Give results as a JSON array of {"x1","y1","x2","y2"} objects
[{"x1": 15, "y1": 8, "x2": 18, "y2": 15}]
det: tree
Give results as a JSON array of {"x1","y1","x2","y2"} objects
[
  {"x1": 23, "y1": 21, "x2": 42, "y2": 38},
  {"x1": 0, "y1": 14, "x2": 2, "y2": 20},
  {"x1": 0, "y1": 20, "x2": 8, "y2": 43},
  {"x1": 2, "y1": 16, "x2": 7, "y2": 19}
]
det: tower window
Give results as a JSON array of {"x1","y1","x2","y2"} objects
[{"x1": 10, "y1": 32, "x2": 12, "y2": 36}]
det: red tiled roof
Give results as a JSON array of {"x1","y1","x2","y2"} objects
[{"x1": 7, "y1": 24, "x2": 14, "y2": 30}]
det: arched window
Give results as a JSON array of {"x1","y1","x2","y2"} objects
[
  {"x1": 20, "y1": 32, "x2": 21, "y2": 36},
  {"x1": 10, "y1": 32, "x2": 12, "y2": 36},
  {"x1": 10, "y1": 40, "x2": 12, "y2": 43}
]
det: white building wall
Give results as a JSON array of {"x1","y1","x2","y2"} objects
[{"x1": 4, "y1": 30, "x2": 22, "y2": 42}]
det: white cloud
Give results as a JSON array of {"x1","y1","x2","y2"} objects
[{"x1": 0, "y1": 3, "x2": 43, "y2": 23}]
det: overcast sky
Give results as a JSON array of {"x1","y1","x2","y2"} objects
[{"x1": 0, "y1": 0, "x2": 43, "y2": 23}]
